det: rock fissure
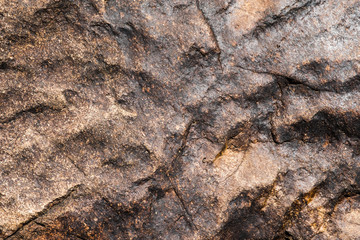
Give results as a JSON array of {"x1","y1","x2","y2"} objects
[
  {"x1": 195, "y1": 0, "x2": 223, "y2": 71},
  {"x1": 4, "y1": 184, "x2": 82, "y2": 239}
]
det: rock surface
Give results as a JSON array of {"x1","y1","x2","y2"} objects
[{"x1": 0, "y1": 0, "x2": 360, "y2": 239}]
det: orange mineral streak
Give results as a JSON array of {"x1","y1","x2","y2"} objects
[{"x1": 230, "y1": 0, "x2": 276, "y2": 33}]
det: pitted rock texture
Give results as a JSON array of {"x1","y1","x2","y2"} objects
[{"x1": 0, "y1": 0, "x2": 360, "y2": 239}]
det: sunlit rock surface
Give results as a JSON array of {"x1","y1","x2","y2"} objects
[{"x1": 0, "y1": 0, "x2": 359, "y2": 239}]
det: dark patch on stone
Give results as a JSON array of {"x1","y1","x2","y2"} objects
[
  {"x1": 218, "y1": 185, "x2": 281, "y2": 240},
  {"x1": 275, "y1": 111, "x2": 360, "y2": 143},
  {"x1": 0, "y1": 62, "x2": 8, "y2": 70}
]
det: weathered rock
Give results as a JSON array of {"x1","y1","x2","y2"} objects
[{"x1": 0, "y1": 0, "x2": 359, "y2": 239}]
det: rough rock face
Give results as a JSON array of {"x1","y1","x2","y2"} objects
[{"x1": 0, "y1": 0, "x2": 359, "y2": 239}]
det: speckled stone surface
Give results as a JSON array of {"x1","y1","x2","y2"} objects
[{"x1": 0, "y1": 0, "x2": 360, "y2": 239}]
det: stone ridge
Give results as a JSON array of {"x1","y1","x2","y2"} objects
[{"x1": 0, "y1": 0, "x2": 359, "y2": 239}]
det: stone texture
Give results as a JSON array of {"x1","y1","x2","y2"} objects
[{"x1": 0, "y1": 0, "x2": 359, "y2": 239}]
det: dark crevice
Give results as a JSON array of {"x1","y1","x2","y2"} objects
[
  {"x1": 212, "y1": 120, "x2": 252, "y2": 162},
  {"x1": 90, "y1": 21, "x2": 118, "y2": 37},
  {"x1": 236, "y1": 65, "x2": 330, "y2": 93},
  {"x1": 274, "y1": 181, "x2": 324, "y2": 239},
  {"x1": 284, "y1": 230, "x2": 297, "y2": 240},
  {"x1": 193, "y1": 79, "x2": 360, "y2": 148},
  {"x1": 275, "y1": 78, "x2": 286, "y2": 108},
  {"x1": 217, "y1": 173, "x2": 286, "y2": 240},
  {"x1": 166, "y1": 215, "x2": 185, "y2": 232},
  {"x1": 0, "y1": 104, "x2": 65, "y2": 126},
  {"x1": 99, "y1": 195, "x2": 131, "y2": 219},
  {"x1": 326, "y1": 188, "x2": 360, "y2": 216},
  {"x1": 164, "y1": 120, "x2": 197, "y2": 230},
  {"x1": 219, "y1": 166, "x2": 360, "y2": 239},
  {"x1": 4, "y1": 33, "x2": 33, "y2": 47},
  {"x1": 270, "y1": 118, "x2": 282, "y2": 144},
  {"x1": 132, "y1": 176, "x2": 154, "y2": 187},
  {"x1": 180, "y1": 44, "x2": 221, "y2": 71},
  {"x1": 81, "y1": 60, "x2": 121, "y2": 84},
  {"x1": 117, "y1": 21, "x2": 160, "y2": 53},
  {"x1": 233, "y1": 66, "x2": 360, "y2": 146},
  {"x1": 83, "y1": 0, "x2": 100, "y2": 14},
  {"x1": 62, "y1": 89, "x2": 81, "y2": 105},
  {"x1": 173, "y1": 3, "x2": 192, "y2": 12},
  {"x1": 237, "y1": 64, "x2": 360, "y2": 94},
  {"x1": 247, "y1": 0, "x2": 325, "y2": 38},
  {"x1": 95, "y1": 192, "x2": 157, "y2": 238},
  {"x1": 4, "y1": 184, "x2": 82, "y2": 239},
  {"x1": 31, "y1": 0, "x2": 85, "y2": 32},
  {"x1": 213, "y1": 113, "x2": 276, "y2": 160},
  {"x1": 73, "y1": 234, "x2": 88, "y2": 240},
  {"x1": 274, "y1": 110, "x2": 360, "y2": 144},
  {"x1": 215, "y1": 0, "x2": 236, "y2": 15},
  {"x1": 33, "y1": 221, "x2": 47, "y2": 228},
  {"x1": 323, "y1": 73, "x2": 360, "y2": 93},
  {"x1": 118, "y1": 68, "x2": 178, "y2": 110},
  {"x1": 278, "y1": 165, "x2": 360, "y2": 239},
  {"x1": 91, "y1": 19, "x2": 161, "y2": 58},
  {"x1": 118, "y1": 22, "x2": 148, "y2": 45},
  {"x1": 171, "y1": 185, "x2": 196, "y2": 229},
  {"x1": 148, "y1": 186, "x2": 168, "y2": 200},
  {"x1": 5, "y1": 0, "x2": 85, "y2": 49},
  {"x1": 101, "y1": 156, "x2": 132, "y2": 169},
  {"x1": 0, "y1": 60, "x2": 32, "y2": 74},
  {"x1": 0, "y1": 62, "x2": 8, "y2": 70},
  {"x1": 213, "y1": 139, "x2": 228, "y2": 162},
  {"x1": 168, "y1": 120, "x2": 194, "y2": 173},
  {"x1": 40, "y1": 56, "x2": 76, "y2": 71},
  {"x1": 101, "y1": 145, "x2": 153, "y2": 170},
  {"x1": 67, "y1": 156, "x2": 87, "y2": 176},
  {"x1": 195, "y1": 0, "x2": 223, "y2": 71},
  {"x1": 244, "y1": 80, "x2": 280, "y2": 103}
]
